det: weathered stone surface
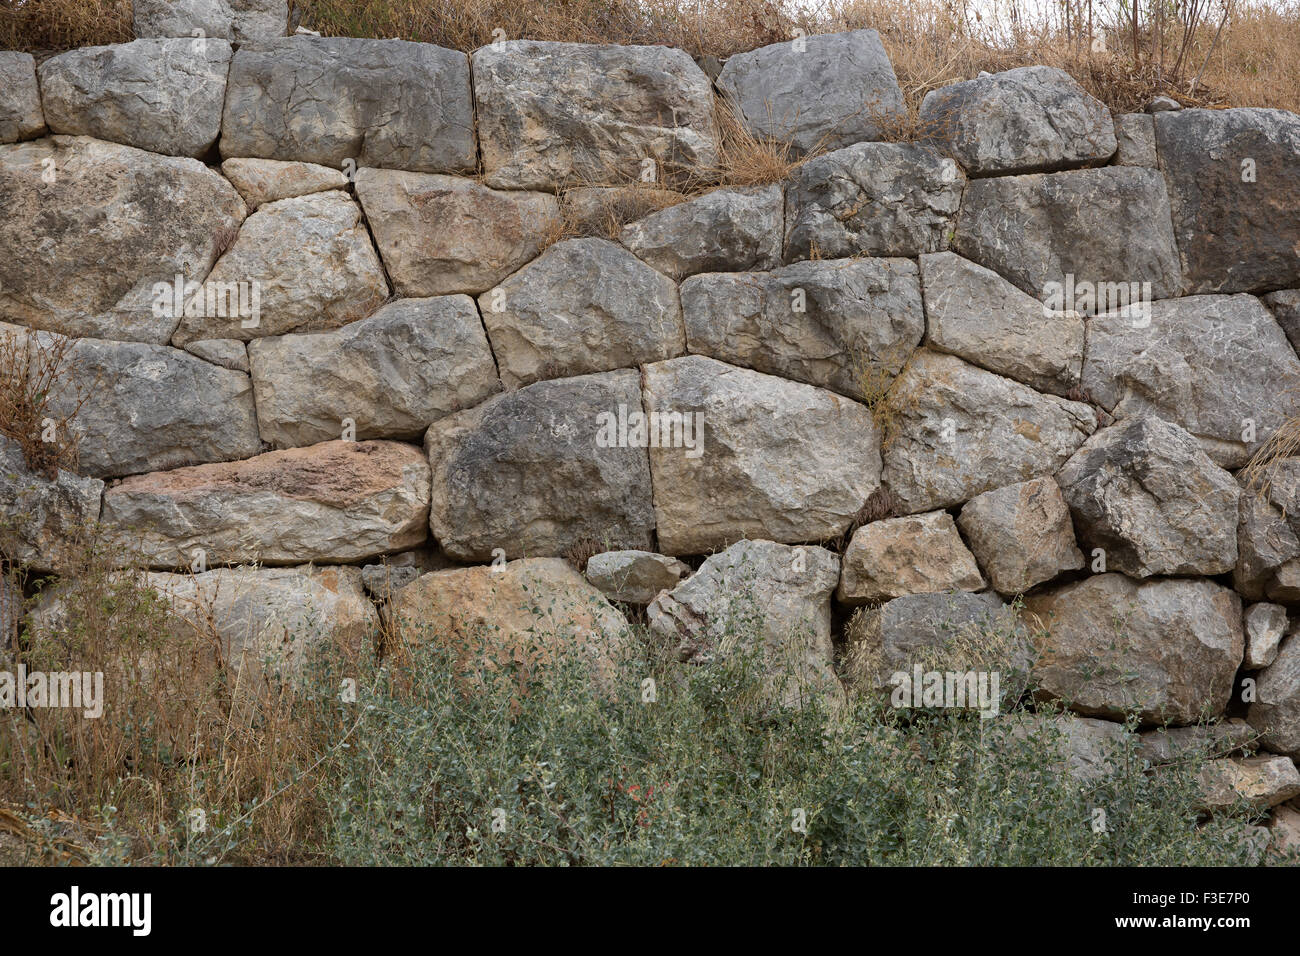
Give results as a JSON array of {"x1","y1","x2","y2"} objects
[
  {"x1": 1235, "y1": 461, "x2": 1300, "y2": 602},
  {"x1": 717, "y1": 29, "x2": 904, "y2": 156},
  {"x1": 1270, "y1": 804, "x2": 1300, "y2": 858},
  {"x1": 1138, "y1": 718, "x2": 1258, "y2": 765},
  {"x1": 1002, "y1": 714, "x2": 1132, "y2": 784},
  {"x1": 647, "y1": 540, "x2": 843, "y2": 709},
  {"x1": 881, "y1": 350, "x2": 1096, "y2": 513},
  {"x1": 0, "y1": 136, "x2": 247, "y2": 344},
  {"x1": 101, "y1": 440, "x2": 430, "y2": 568},
  {"x1": 680, "y1": 257, "x2": 923, "y2": 400},
  {"x1": 643, "y1": 355, "x2": 881, "y2": 555},
  {"x1": 361, "y1": 548, "x2": 454, "y2": 601},
  {"x1": 1155, "y1": 108, "x2": 1300, "y2": 294},
  {"x1": 249, "y1": 295, "x2": 500, "y2": 447},
  {"x1": 425, "y1": 370, "x2": 655, "y2": 562},
  {"x1": 920, "y1": 66, "x2": 1115, "y2": 176},
  {"x1": 561, "y1": 185, "x2": 684, "y2": 237},
  {"x1": 619, "y1": 186, "x2": 782, "y2": 279},
  {"x1": 1056, "y1": 416, "x2": 1240, "y2": 578},
  {"x1": 480, "y1": 238, "x2": 683, "y2": 389},
  {"x1": 183, "y1": 338, "x2": 248, "y2": 373},
  {"x1": 585, "y1": 550, "x2": 690, "y2": 605},
  {"x1": 1263, "y1": 289, "x2": 1300, "y2": 357},
  {"x1": 391, "y1": 559, "x2": 632, "y2": 689},
  {"x1": 1146, "y1": 96, "x2": 1182, "y2": 113},
  {"x1": 919, "y1": 251, "x2": 1084, "y2": 396},
  {"x1": 172, "y1": 191, "x2": 388, "y2": 345},
  {"x1": 0, "y1": 435, "x2": 103, "y2": 574},
  {"x1": 38, "y1": 39, "x2": 231, "y2": 158},
  {"x1": 1114, "y1": 112, "x2": 1157, "y2": 166},
  {"x1": 784, "y1": 143, "x2": 963, "y2": 261},
  {"x1": 42, "y1": 336, "x2": 260, "y2": 479},
  {"x1": 221, "y1": 36, "x2": 474, "y2": 173},
  {"x1": 1024, "y1": 574, "x2": 1244, "y2": 725},
  {"x1": 837, "y1": 510, "x2": 984, "y2": 605},
  {"x1": 1199, "y1": 756, "x2": 1300, "y2": 810},
  {"x1": 133, "y1": 0, "x2": 287, "y2": 42},
  {"x1": 0, "y1": 574, "x2": 19, "y2": 642},
  {"x1": 957, "y1": 477, "x2": 1083, "y2": 595},
  {"x1": 221, "y1": 157, "x2": 348, "y2": 210},
  {"x1": 841, "y1": 590, "x2": 1027, "y2": 694},
  {"x1": 473, "y1": 40, "x2": 717, "y2": 190},
  {"x1": 356, "y1": 168, "x2": 559, "y2": 298},
  {"x1": 1248, "y1": 633, "x2": 1300, "y2": 759},
  {"x1": 952, "y1": 167, "x2": 1182, "y2": 304},
  {"x1": 1245, "y1": 603, "x2": 1288, "y2": 670},
  {"x1": 0, "y1": 53, "x2": 44, "y2": 143},
  {"x1": 1081, "y1": 294, "x2": 1300, "y2": 467}
]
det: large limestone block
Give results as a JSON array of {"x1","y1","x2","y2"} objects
[
  {"x1": 479, "y1": 238, "x2": 683, "y2": 389},
  {"x1": 647, "y1": 540, "x2": 843, "y2": 709},
  {"x1": 1155, "y1": 108, "x2": 1300, "y2": 294},
  {"x1": 957, "y1": 477, "x2": 1083, "y2": 595},
  {"x1": 1235, "y1": 462, "x2": 1300, "y2": 603},
  {"x1": 1248, "y1": 634, "x2": 1300, "y2": 760},
  {"x1": 1056, "y1": 416, "x2": 1240, "y2": 578},
  {"x1": 38, "y1": 39, "x2": 231, "y2": 158},
  {"x1": 101, "y1": 440, "x2": 430, "y2": 568},
  {"x1": 952, "y1": 166, "x2": 1182, "y2": 305},
  {"x1": 584, "y1": 550, "x2": 690, "y2": 605},
  {"x1": 133, "y1": 0, "x2": 287, "y2": 43},
  {"x1": 1080, "y1": 293, "x2": 1300, "y2": 468},
  {"x1": 249, "y1": 295, "x2": 501, "y2": 447},
  {"x1": 919, "y1": 66, "x2": 1115, "y2": 176},
  {"x1": 881, "y1": 350, "x2": 1096, "y2": 513},
  {"x1": 220, "y1": 157, "x2": 348, "y2": 210},
  {"x1": 1198, "y1": 756, "x2": 1300, "y2": 810},
  {"x1": 619, "y1": 185, "x2": 782, "y2": 279},
  {"x1": 220, "y1": 36, "x2": 475, "y2": 173},
  {"x1": 680, "y1": 257, "x2": 923, "y2": 400},
  {"x1": 473, "y1": 40, "x2": 718, "y2": 189},
  {"x1": 172, "y1": 191, "x2": 388, "y2": 344},
  {"x1": 0, "y1": 136, "x2": 247, "y2": 344},
  {"x1": 643, "y1": 355, "x2": 881, "y2": 555},
  {"x1": 1245, "y1": 603, "x2": 1288, "y2": 670},
  {"x1": 0, "y1": 52, "x2": 44, "y2": 143},
  {"x1": 425, "y1": 370, "x2": 655, "y2": 562},
  {"x1": 0, "y1": 435, "x2": 103, "y2": 574},
  {"x1": 784, "y1": 142, "x2": 963, "y2": 261},
  {"x1": 355, "y1": 168, "x2": 560, "y2": 298},
  {"x1": 716, "y1": 29, "x2": 904, "y2": 156},
  {"x1": 1024, "y1": 574, "x2": 1244, "y2": 725},
  {"x1": 836, "y1": 510, "x2": 984, "y2": 606}
]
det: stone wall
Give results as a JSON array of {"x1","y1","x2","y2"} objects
[{"x1": 4, "y1": 12, "x2": 1300, "y2": 814}]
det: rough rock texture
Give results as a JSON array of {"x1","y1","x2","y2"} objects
[
  {"x1": 1264, "y1": 290, "x2": 1300, "y2": 355},
  {"x1": 1248, "y1": 634, "x2": 1300, "y2": 759},
  {"x1": 0, "y1": 52, "x2": 44, "y2": 143},
  {"x1": 172, "y1": 191, "x2": 388, "y2": 344},
  {"x1": 881, "y1": 350, "x2": 1096, "y2": 513},
  {"x1": 425, "y1": 370, "x2": 655, "y2": 562},
  {"x1": 391, "y1": 559, "x2": 631, "y2": 689},
  {"x1": 1002, "y1": 714, "x2": 1132, "y2": 784},
  {"x1": 919, "y1": 251, "x2": 1084, "y2": 396},
  {"x1": 716, "y1": 29, "x2": 904, "y2": 156},
  {"x1": 1198, "y1": 756, "x2": 1300, "y2": 810},
  {"x1": 183, "y1": 338, "x2": 248, "y2": 372},
  {"x1": 141, "y1": 565, "x2": 375, "y2": 679},
  {"x1": 1155, "y1": 108, "x2": 1300, "y2": 294},
  {"x1": 836, "y1": 510, "x2": 985, "y2": 605},
  {"x1": 479, "y1": 238, "x2": 683, "y2": 389},
  {"x1": 1245, "y1": 603, "x2": 1288, "y2": 670},
  {"x1": 221, "y1": 36, "x2": 475, "y2": 173},
  {"x1": 1234, "y1": 460, "x2": 1300, "y2": 602},
  {"x1": 220, "y1": 157, "x2": 348, "y2": 210},
  {"x1": 1056, "y1": 416, "x2": 1240, "y2": 578},
  {"x1": 1138, "y1": 718, "x2": 1257, "y2": 765},
  {"x1": 101, "y1": 441, "x2": 430, "y2": 568},
  {"x1": 38, "y1": 39, "x2": 231, "y2": 158},
  {"x1": 841, "y1": 590, "x2": 1027, "y2": 693},
  {"x1": 249, "y1": 295, "x2": 501, "y2": 447},
  {"x1": 47, "y1": 336, "x2": 260, "y2": 479},
  {"x1": 0, "y1": 574, "x2": 20, "y2": 642},
  {"x1": 1270, "y1": 805, "x2": 1300, "y2": 857},
  {"x1": 643, "y1": 355, "x2": 881, "y2": 555},
  {"x1": 1081, "y1": 294, "x2": 1300, "y2": 468},
  {"x1": 585, "y1": 550, "x2": 690, "y2": 605},
  {"x1": 919, "y1": 66, "x2": 1115, "y2": 176},
  {"x1": 952, "y1": 167, "x2": 1182, "y2": 304},
  {"x1": 0, "y1": 435, "x2": 104, "y2": 574},
  {"x1": 1024, "y1": 574, "x2": 1244, "y2": 725},
  {"x1": 355, "y1": 168, "x2": 559, "y2": 297},
  {"x1": 647, "y1": 540, "x2": 843, "y2": 709},
  {"x1": 0, "y1": 136, "x2": 247, "y2": 344},
  {"x1": 473, "y1": 40, "x2": 717, "y2": 189},
  {"x1": 1114, "y1": 113, "x2": 1157, "y2": 166},
  {"x1": 619, "y1": 186, "x2": 782, "y2": 279},
  {"x1": 957, "y1": 477, "x2": 1084, "y2": 595},
  {"x1": 561, "y1": 185, "x2": 684, "y2": 236},
  {"x1": 361, "y1": 548, "x2": 454, "y2": 600},
  {"x1": 680, "y1": 257, "x2": 924, "y2": 400},
  {"x1": 784, "y1": 143, "x2": 964, "y2": 261},
  {"x1": 132, "y1": 0, "x2": 287, "y2": 42}
]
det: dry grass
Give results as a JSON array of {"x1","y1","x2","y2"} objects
[{"x1": 0, "y1": 326, "x2": 90, "y2": 479}]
